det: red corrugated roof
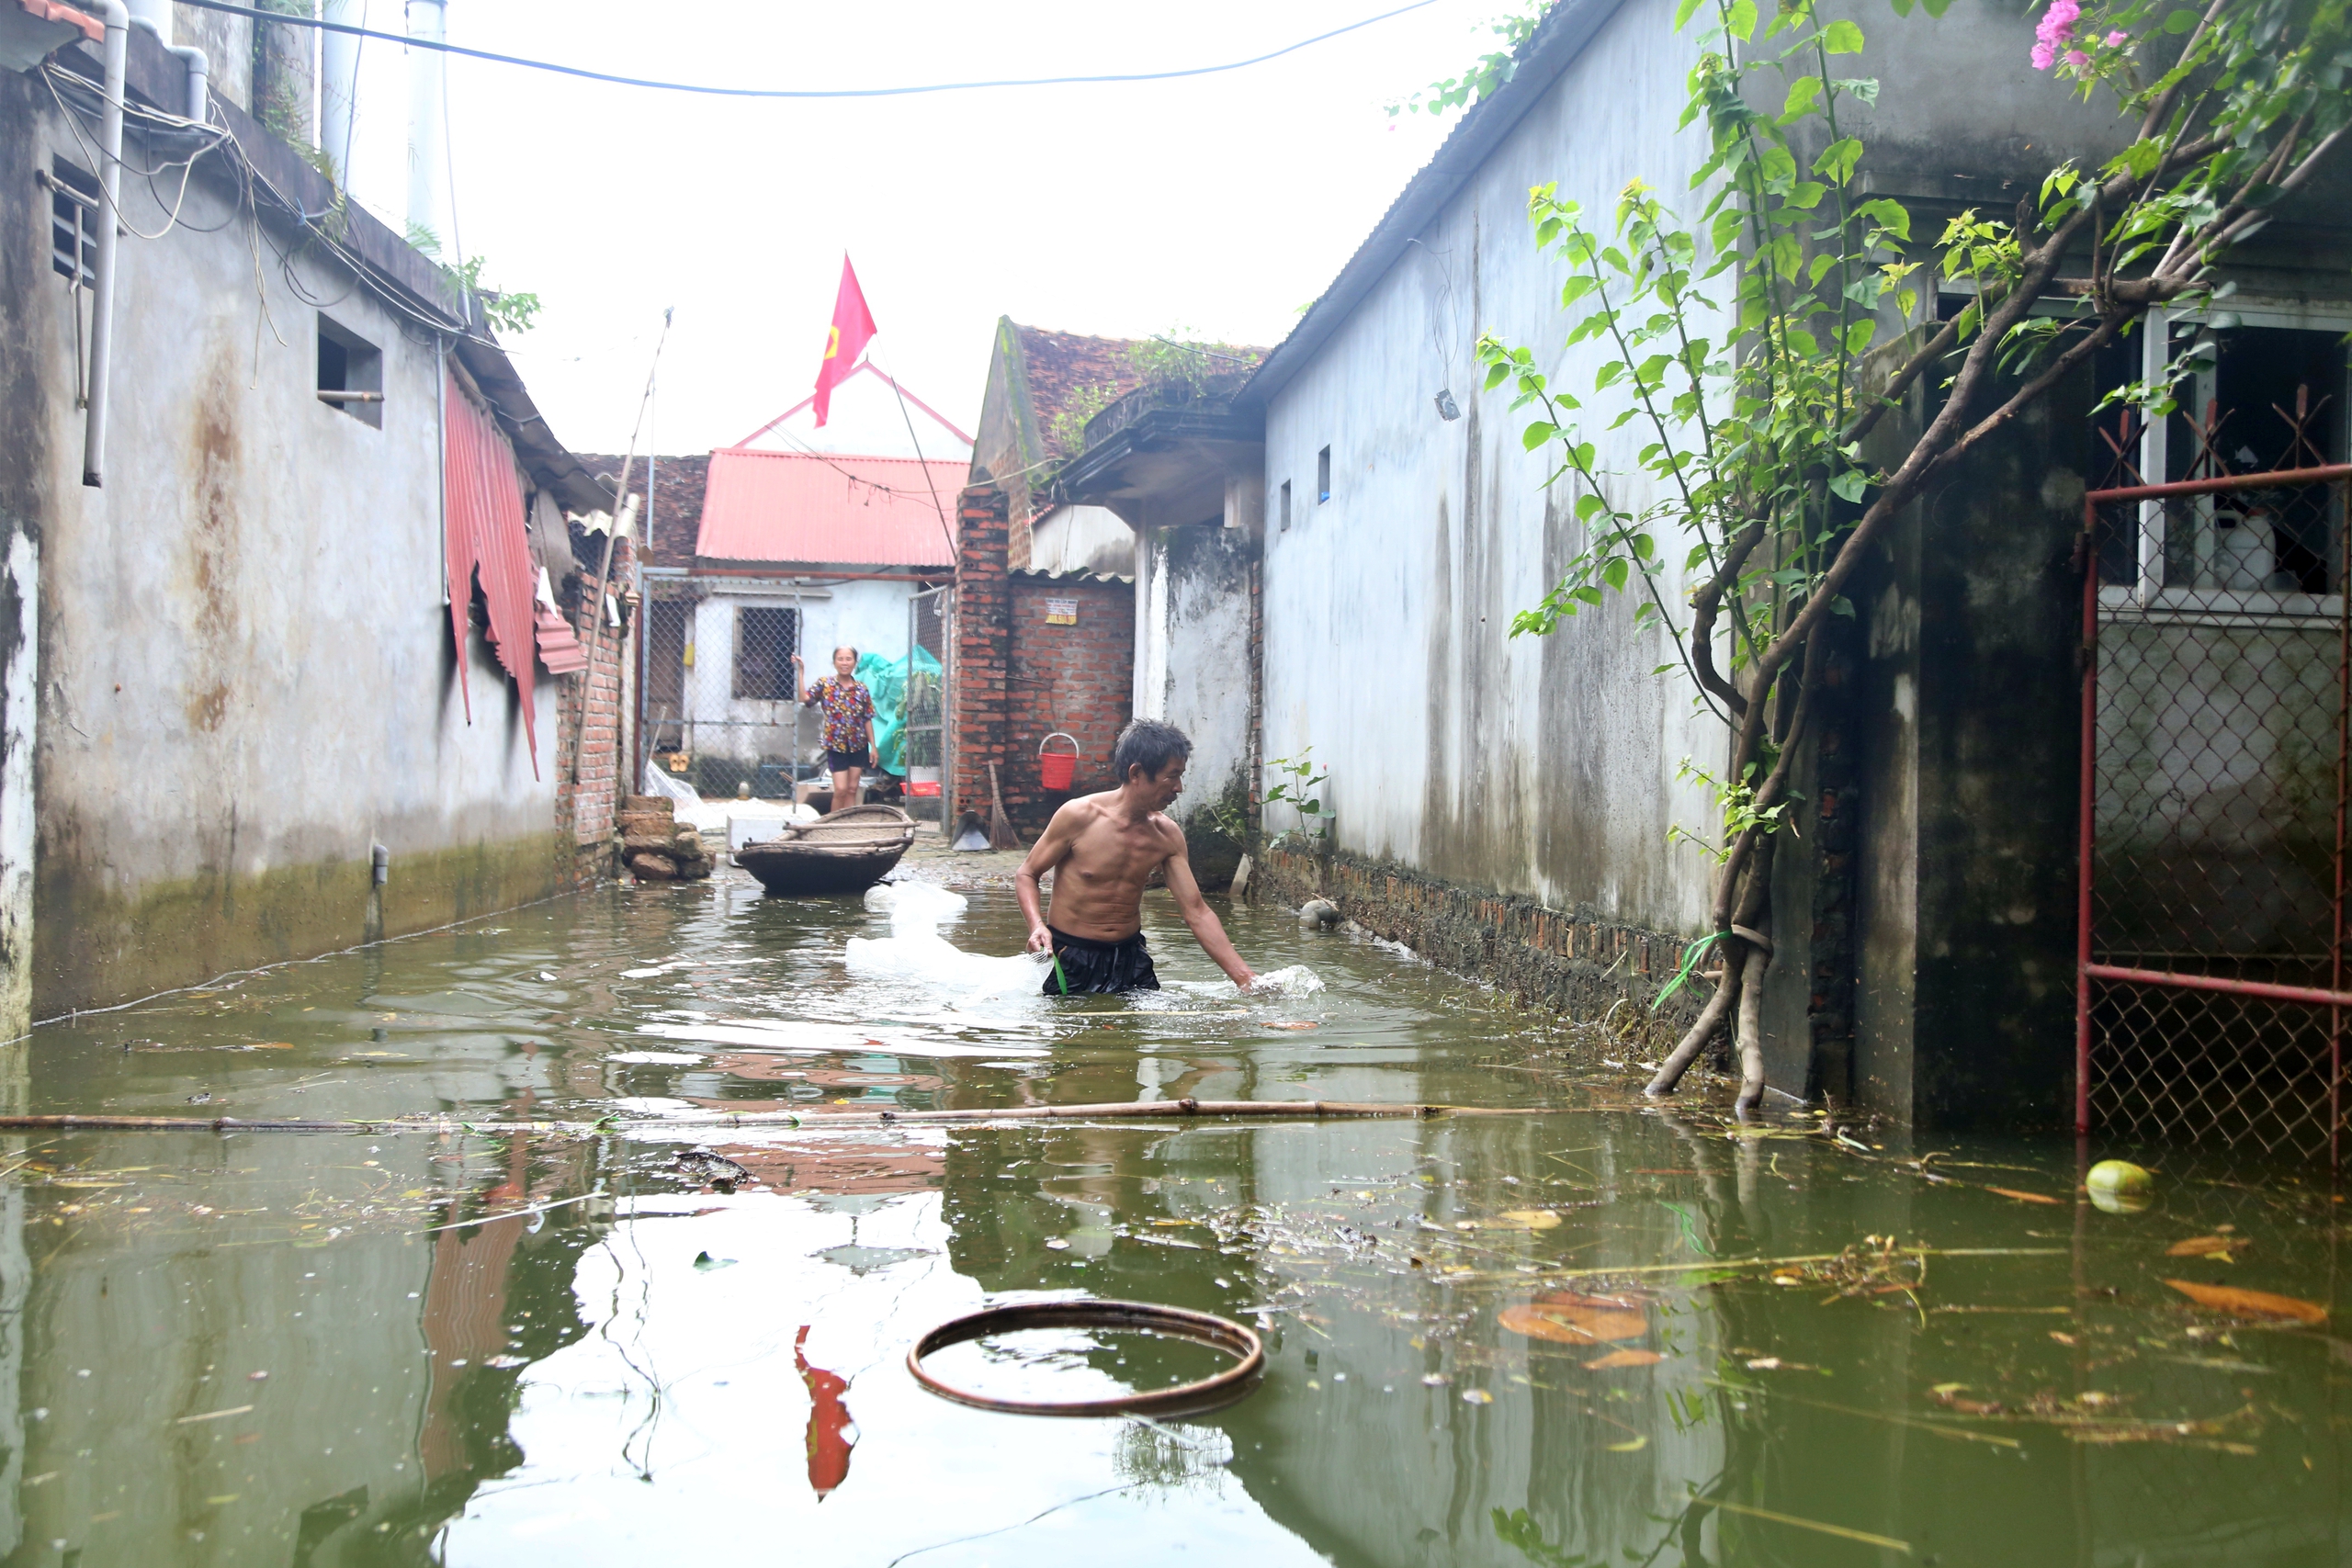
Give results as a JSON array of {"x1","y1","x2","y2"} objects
[
  {"x1": 535, "y1": 604, "x2": 587, "y2": 674},
  {"x1": 695, "y1": 448, "x2": 963, "y2": 568},
  {"x1": 445, "y1": 372, "x2": 543, "y2": 774}
]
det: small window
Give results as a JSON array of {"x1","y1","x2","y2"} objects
[
  {"x1": 732, "y1": 605, "x2": 800, "y2": 700},
  {"x1": 2092, "y1": 313, "x2": 2351, "y2": 602},
  {"x1": 1317, "y1": 446, "x2": 1332, "y2": 505},
  {"x1": 1279, "y1": 479, "x2": 1291, "y2": 532},
  {"x1": 316, "y1": 313, "x2": 383, "y2": 427},
  {"x1": 48, "y1": 159, "x2": 98, "y2": 287}
]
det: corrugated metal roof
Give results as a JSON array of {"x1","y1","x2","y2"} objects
[
  {"x1": 695, "y1": 449, "x2": 963, "y2": 568},
  {"x1": 445, "y1": 372, "x2": 544, "y2": 774},
  {"x1": 535, "y1": 605, "x2": 587, "y2": 674}
]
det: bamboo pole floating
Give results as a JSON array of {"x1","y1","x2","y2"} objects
[{"x1": 0, "y1": 1099, "x2": 1568, "y2": 1136}]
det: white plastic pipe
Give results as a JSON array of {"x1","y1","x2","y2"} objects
[
  {"x1": 320, "y1": 0, "x2": 358, "y2": 183},
  {"x1": 122, "y1": 0, "x2": 205, "y2": 118},
  {"x1": 80, "y1": 0, "x2": 127, "y2": 490},
  {"x1": 404, "y1": 0, "x2": 447, "y2": 249}
]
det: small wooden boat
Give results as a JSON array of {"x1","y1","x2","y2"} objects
[{"x1": 734, "y1": 804, "x2": 918, "y2": 897}]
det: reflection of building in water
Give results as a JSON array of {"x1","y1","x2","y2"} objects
[
  {"x1": 722, "y1": 1136, "x2": 944, "y2": 1199},
  {"x1": 14, "y1": 1126, "x2": 601, "y2": 1564}
]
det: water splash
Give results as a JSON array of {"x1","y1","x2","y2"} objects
[{"x1": 845, "y1": 878, "x2": 1043, "y2": 996}]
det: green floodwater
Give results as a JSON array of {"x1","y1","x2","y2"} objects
[{"x1": 1, "y1": 876, "x2": 2346, "y2": 1566}]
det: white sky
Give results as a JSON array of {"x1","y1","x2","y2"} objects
[{"x1": 330, "y1": 0, "x2": 1502, "y2": 454}]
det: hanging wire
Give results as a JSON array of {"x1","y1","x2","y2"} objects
[{"x1": 164, "y1": 0, "x2": 1439, "y2": 98}]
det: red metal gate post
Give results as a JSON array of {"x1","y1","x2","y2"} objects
[
  {"x1": 2335, "y1": 478, "x2": 2350, "y2": 1167},
  {"x1": 2077, "y1": 493, "x2": 2100, "y2": 1137}
]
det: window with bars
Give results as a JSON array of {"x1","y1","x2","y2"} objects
[
  {"x1": 2084, "y1": 309, "x2": 2351, "y2": 603},
  {"x1": 731, "y1": 605, "x2": 799, "y2": 700},
  {"x1": 48, "y1": 159, "x2": 97, "y2": 288}
]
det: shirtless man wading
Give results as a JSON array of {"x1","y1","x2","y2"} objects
[{"x1": 1014, "y1": 719, "x2": 1256, "y2": 995}]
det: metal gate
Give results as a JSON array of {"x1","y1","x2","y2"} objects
[
  {"x1": 639, "y1": 572, "x2": 812, "y2": 799},
  {"x1": 2077, "y1": 462, "x2": 2352, "y2": 1160},
  {"x1": 905, "y1": 585, "x2": 951, "y2": 819}
]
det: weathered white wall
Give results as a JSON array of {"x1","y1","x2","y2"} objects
[
  {"x1": 1258, "y1": 0, "x2": 1719, "y2": 933},
  {"x1": 17, "y1": 95, "x2": 565, "y2": 1010},
  {"x1": 1134, "y1": 509, "x2": 1256, "y2": 852}
]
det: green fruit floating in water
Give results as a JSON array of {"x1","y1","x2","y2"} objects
[{"x1": 2086, "y1": 1159, "x2": 2154, "y2": 1214}]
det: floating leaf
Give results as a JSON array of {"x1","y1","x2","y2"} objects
[
  {"x1": 1494, "y1": 1209, "x2": 1564, "y2": 1231},
  {"x1": 1499, "y1": 1293, "x2": 1648, "y2": 1346},
  {"x1": 1985, "y1": 1187, "x2": 2064, "y2": 1205},
  {"x1": 1606, "y1": 1435, "x2": 1648, "y2": 1451},
  {"x1": 2163, "y1": 1279, "x2": 2327, "y2": 1325},
  {"x1": 1584, "y1": 1348, "x2": 1665, "y2": 1369},
  {"x1": 1262, "y1": 1021, "x2": 1320, "y2": 1031},
  {"x1": 2165, "y1": 1235, "x2": 2239, "y2": 1258}
]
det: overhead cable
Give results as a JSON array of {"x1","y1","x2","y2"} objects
[{"x1": 167, "y1": 0, "x2": 1437, "y2": 97}]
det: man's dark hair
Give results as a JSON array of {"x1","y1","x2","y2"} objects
[{"x1": 1113, "y1": 719, "x2": 1192, "y2": 784}]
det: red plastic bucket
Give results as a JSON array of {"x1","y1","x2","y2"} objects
[{"x1": 1038, "y1": 732, "x2": 1080, "y2": 792}]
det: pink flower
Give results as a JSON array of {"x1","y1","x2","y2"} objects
[
  {"x1": 2105, "y1": 28, "x2": 2128, "y2": 42},
  {"x1": 2032, "y1": 0, "x2": 2081, "y2": 69}
]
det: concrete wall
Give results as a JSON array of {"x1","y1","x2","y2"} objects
[
  {"x1": 1134, "y1": 504, "x2": 1258, "y2": 890},
  {"x1": 1257, "y1": 0, "x2": 1719, "y2": 934},
  {"x1": 4, "y1": 71, "x2": 570, "y2": 1015}
]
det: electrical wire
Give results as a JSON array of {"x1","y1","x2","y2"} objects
[{"x1": 165, "y1": 0, "x2": 1439, "y2": 97}]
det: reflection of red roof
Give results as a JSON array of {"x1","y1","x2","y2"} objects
[{"x1": 694, "y1": 449, "x2": 964, "y2": 568}]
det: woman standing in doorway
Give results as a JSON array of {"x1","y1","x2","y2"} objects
[{"x1": 794, "y1": 646, "x2": 876, "y2": 812}]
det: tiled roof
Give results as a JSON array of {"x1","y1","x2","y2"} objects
[{"x1": 1013, "y1": 325, "x2": 1147, "y2": 457}]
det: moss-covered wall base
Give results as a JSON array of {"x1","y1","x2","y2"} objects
[
  {"x1": 33, "y1": 832, "x2": 565, "y2": 1016},
  {"x1": 1248, "y1": 840, "x2": 1708, "y2": 1042}
]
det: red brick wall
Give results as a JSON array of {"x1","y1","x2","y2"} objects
[
  {"x1": 555, "y1": 536, "x2": 633, "y2": 884},
  {"x1": 1004, "y1": 572, "x2": 1134, "y2": 827},
  {"x1": 950, "y1": 487, "x2": 1012, "y2": 831}
]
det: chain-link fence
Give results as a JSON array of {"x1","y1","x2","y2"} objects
[
  {"x1": 639, "y1": 576, "x2": 817, "y2": 800},
  {"x1": 2079, "y1": 466, "x2": 2352, "y2": 1161},
  {"x1": 903, "y1": 586, "x2": 950, "y2": 818}
]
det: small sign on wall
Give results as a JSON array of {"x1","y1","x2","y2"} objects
[{"x1": 1044, "y1": 597, "x2": 1079, "y2": 626}]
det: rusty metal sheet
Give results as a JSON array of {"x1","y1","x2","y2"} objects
[{"x1": 444, "y1": 372, "x2": 543, "y2": 775}]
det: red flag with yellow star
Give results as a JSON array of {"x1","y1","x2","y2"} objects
[{"x1": 811, "y1": 254, "x2": 876, "y2": 428}]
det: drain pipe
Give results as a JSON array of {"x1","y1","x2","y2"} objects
[
  {"x1": 80, "y1": 0, "x2": 128, "y2": 489},
  {"x1": 126, "y1": 1, "x2": 208, "y2": 119}
]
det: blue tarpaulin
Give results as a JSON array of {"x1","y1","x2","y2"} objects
[{"x1": 856, "y1": 647, "x2": 942, "y2": 774}]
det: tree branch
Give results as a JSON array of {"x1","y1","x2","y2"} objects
[{"x1": 1689, "y1": 517, "x2": 1768, "y2": 719}]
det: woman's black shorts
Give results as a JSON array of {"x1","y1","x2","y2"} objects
[{"x1": 822, "y1": 748, "x2": 870, "y2": 773}]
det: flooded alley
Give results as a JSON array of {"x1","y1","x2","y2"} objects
[{"x1": 0, "y1": 875, "x2": 2341, "y2": 1566}]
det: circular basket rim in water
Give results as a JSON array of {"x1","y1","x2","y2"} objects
[{"x1": 907, "y1": 1298, "x2": 1265, "y2": 1417}]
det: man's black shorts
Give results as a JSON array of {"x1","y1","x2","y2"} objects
[{"x1": 1043, "y1": 927, "x2": 1160, "y2": 994}]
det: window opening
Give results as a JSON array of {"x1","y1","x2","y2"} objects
[
  {"x1": 316, "y1": 314, "x2": 385, "y2": 427},
  {"x1": 1279, "y1": 479, "x2": 1291, "y2": 532},
  {"x1": 1317, "y1": 446, "x2": 1331, "y2": 504},
  {"x1": 2087, "y1": 310, "x2": 2350, "y2": 605},
  {"x1": 732, "y1": 604, "x2": 800, "y2": 700},
  {"x1": 47, "y1": 159, "x2": 98, "y2": 288}
]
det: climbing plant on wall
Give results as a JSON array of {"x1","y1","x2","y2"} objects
[{"x1": 1466, "y1": 0, "x2": 2351, "y2": 1111}]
